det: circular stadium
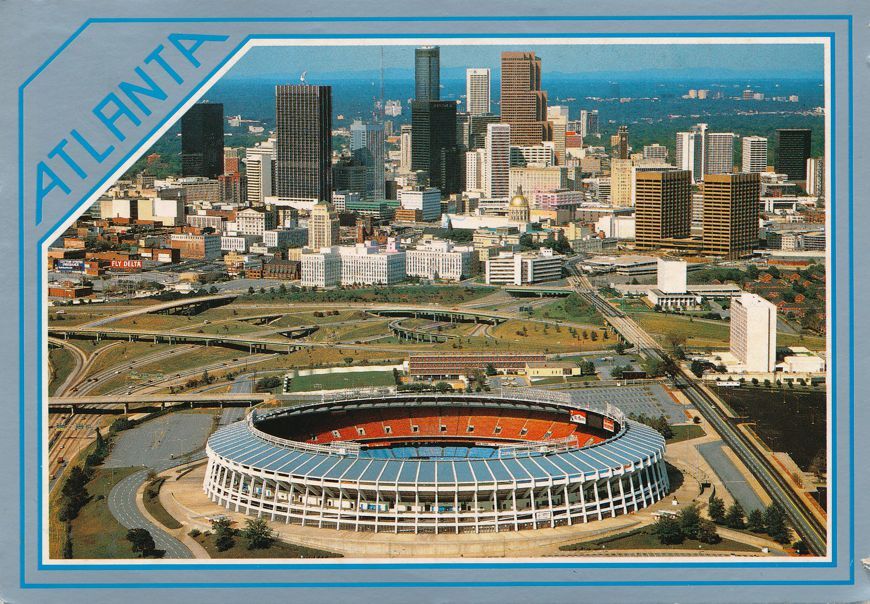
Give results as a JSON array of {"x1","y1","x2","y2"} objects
[{"x1": 203, "y1": 389, "x2": 669, "y2": 534}]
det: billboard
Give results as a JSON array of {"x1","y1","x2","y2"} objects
[
  {"x1": 55, "y1": 259, "x2": 84, "y2": 273},
  {"x1": 569, "y1": 411, "x2": 587, "y2": 424},
  {"x1": 110, "y1": 259, "x2": 143, "y2": 271},
  {"x1": 603, "y1": 418, "x2": 615, "y2": 432}
]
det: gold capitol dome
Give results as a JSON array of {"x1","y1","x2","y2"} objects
[{"x1": 508, "y1": 185, "x2": 529, "y2": 207}]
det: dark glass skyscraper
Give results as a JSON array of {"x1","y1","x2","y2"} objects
[
  {"x1": 181, "y1": 103, "x2": 224, "y2": 179},
  {"x1": 775, "y1": 129, "x2": 812, "y2": 180},
  {"x1": 411, "y1": 100, "x2": 458, "y2": 194},
  {"x1": 275, "y1": 84, "x2": 332, "y2": 201},
  {"x1": 415, "y1": 46, "x2": 440, "y2": 102}
]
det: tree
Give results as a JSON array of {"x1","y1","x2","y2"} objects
[
  {"x1": 747, "y1": 508, "x2": 766, "y2": 533},
  {"x1": 434, "y1": 381, "x2": 452, "y2": 393},
  {"x1": 242, "y1": 517, "x2": 276, "y2": 550},
  {"x1": 707, "y1": 494, "x2": 726, "y2": 524},
  {"x1": 696, "y1": 519, "x2": 721, "y2": 544},
  {"x1": 764, "y1": 505, "x2": 792, "y2": 544},
  {"x1": 126, "y1": 528, "x2": 156, "y2": 557},
  {"x1": 343, "y1": 357, "x2": 354, "y2": 365},
  {"x1": 678, "y1": 503, "x2": 702, "y2": 540},
  {"x1": 610, "y1": 364, "x2": 628, "y2": 379},
  {"x1": 724, "y1": 503, "x2": 745, "y2": 529},
  {"x1": 614, "y1": 341, "x2": 626, "y2": 355},
  {"x1": 690, "y1": 360, "x2": 706, "y2": 378},
  {"x1": 215, "y1": 533, "x2": 235, "y2": 552},
  {"x1": 793, "y1": 540, "x2": 809, "y2": 555},
  {"x1": 652, "y1": 515, "x2": 684, "y2": 545}
]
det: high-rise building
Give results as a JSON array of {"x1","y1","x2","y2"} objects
[
  {"x1": 675, "y1": 123, "x2": 707, "y2": 184},
  {"x1": 465, "y1": 149, "x2": 486, "y2": 193},
  {"x1": 500, "y1": 51, "x2": 552, "y2": 146},
  {"x1": 579, "y1": 109, "x2": 599, "y2": 138},
  {"x1": 275, "y1": 84, "x2": 332, "y2": 202},
  {"x1": 614, "y1": 125, "x2": 630, "y2": 160},
  {"x1": 806, "y1": 157, "x2": 825, "y2": 198},
  {"x1": 730, "y1": 293, "x2": 777, "y2": 373},
  {"x1": 634, "y1": 170, "x2": 692, "y2": 249},
  {"x1": 485, "y1": 123, "x2": 511, "y2": 198},
  {"x1": 705, "y1": 132, "x2": 734, "y2": 175},
  {"x1": 741, "y1": 136, "x2": 768, "y2": 173},
  {"x1": 415, "y1": 46, "x2": 440, "y2": 102},
  {"x1": 181, "y1": 103, "x2": 224, "y2": 179},
  {"x1": 547, "y1": 107, "x2": 568, "y2": 165},
  {"x1": 775, "y1": 129, "x2": 812, "y2": 179},
  {"x1": 399, "y1": 125, "x2": 413, "y2": 173},
  {"x1": 350, "y1": 120, "x2": 385, "y2": 200},
  {"x1": 308, "y1": 201, "x2": 339, "y2": 250},
  {"x1": 466, "y1": 68, "x2": 491, "y2": 115},
  {"x1": 398, "y1": 187, "x2": 442, "y2": 221},
  {"x1": 244, "y1": 139, "x2": 275, "y2": 205},
  {"x1": 643, "y1": 144, "x2": 668, "y2": 162},
  {"x1": 610, "y1": 158, "x2": 634, "y2": 207},
  {"x1": 411, "y1": 100, "x2": 459, "y2": 194},
  {"x1": 465, "y1": 113, "x2": 501, "y2": 150},
  {"x1": 702, "y1": 172, "x2": 760, "y2": 259}
]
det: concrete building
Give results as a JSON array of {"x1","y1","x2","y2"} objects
[
  {"x1": 532, "y1": 189, "x2": 582, "y2": 211},
  {"x1": 186, "y1": 213, "x2": 226, "y2": 233},
  {"x1": 741, "y1": 136, "x2": 768, "y2": 173},
  {"x1": 610, "y1": 158, "x2": 633, "y2": 207},
  {"x1": 406, "y1": 239, "x2": 477, "y2": 281},
  {"x1": 308, "y1": 201, "x2": 340, "y2": 249},
  {"x1": 510, "y1": 144, "x2": 555, "y2": 167},
  {"x1": 509, "y1": 165, "x2": 567, "y2": 196},
  {"x1": 236, "y1": 207, "x2": 277, "y2": 236},
  {"x1": 264, "y1": 228, "x2": 307, "y2": 249},
  {"x1": 466, "y1": 68, "x2": 491, "y2": 115},
  {"x1": 500, "y1": 51, "x2": 552, "y2": 146},
  {"x1": 485, "y1": 123, "x2": 511, "y2": 198},
  {"x1": 634, "y1": 170, "x2": 692, "y2": 250},
  {"x1": 331, "y1": 190, "x2": 360, "y2": 213},
  {"x1": 398, "y1": 187, "x2": 442, "y2": 221},
  {"x1": 169, "y1": 233, "x2": 222, "y2": 260},
  {"x1": 675, "y1": 123, "x2": 706, "y2": 184},
  {"x1": 399, "y1": 124, "x2": 413, "y2": 173},
  {"x1": 656, "y1": 258, "x2": 687, "y2": 293},
  {"x1": 485, "y1": 248, "x2": 564, "y2": 285},
  {"x1": 465, "y1": 148, "x2": 486, "y2": 193},
  {"x1": 730, "y1": 293, "x2": 777, "y2": 373},
  {"x1": 702, "y1": 173, "x2": 760, "y2": 259},
  {"x1": 705, "y1": 132, "x2": 735, "y2": 175},
  {"x1": 643, "y1": 144, "x2": 668, "y2": 162},
  {"x1": 806, "y1": 157, "x2": 825, "y2": 198},
  {"x1": 301, "y1": 247, "x2": 341, "y2": 287}
]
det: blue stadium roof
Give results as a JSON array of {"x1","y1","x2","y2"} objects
[{"x1": 207, "y1": 418, "x2": 665, "y2": 486}]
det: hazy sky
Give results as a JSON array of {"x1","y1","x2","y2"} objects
[{"x1": 224, "y1": 43, "x2": 825, "y2": 80}]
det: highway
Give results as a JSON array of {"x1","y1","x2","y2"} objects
[{"x1": 566, "y1": 263, "x2": 827, "y2": 556}]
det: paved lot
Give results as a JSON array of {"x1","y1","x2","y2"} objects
[
  {"x1": 103, "y1": 413, "x2": 214, "y2": 469},
  {"x1": 568, "y1": 384, "x2": 686, "y2": 424},
  {"x1": 696, "y1": 441, "x2": 765, "y2": 513}
]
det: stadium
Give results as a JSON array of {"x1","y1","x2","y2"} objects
[{"x1": 203, "y1": 389, "x2": 669, "y2": 534}]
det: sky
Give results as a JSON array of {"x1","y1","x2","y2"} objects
[{"x1": 223, "y1": 42, "x2": 825, "y2": 81}]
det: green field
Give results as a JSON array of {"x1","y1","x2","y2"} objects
[
  {"x1": 527, "y1": 294, "x2": 603, "y2": 325},
  {"x1": 668, "y1": 423, "x2": 706, "y2": 443},
  {"x1": 48, "y1": 346, "x2": 78, "y2": 395},
  {"x1": 194, "y1": 533, "x2": 341, "y2": 559},
  {"x1": 559, "y1": 526, "x2": 759, "y2": 553},
  {"x1": 241, "y1": 285, "x2": 495, "y2": 306},
  {"x1": 67, "y1": 466, "x2": 142, "y2": 559},
  {"x1": 284, "y1": 370, "x2": 397, "y2": 392},
  {"x1": 143, "y1": 478, "x2": 183, "y2": 529}
]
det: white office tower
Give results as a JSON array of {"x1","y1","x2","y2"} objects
[
  {"x1": 580, "y1": 109, "x2": 599, "y2": 138},
  {"x1": 729, "y1": 293, "x2": 777, "y2": 373},
  {"x1": 656, "y1": 258, "x2": 687, "y2": 294},
  {"x1": 398, "y1": 125, "x2": 413, "y2": 174},
  {"x1": 245, "y1": 139, "x2": 275, "y2": 205},
  {"x1": 485, "y1": 123, "x2": 511, "y2": 198},
  {"x1": 806, "y1": 157, "x2": 825, "y2": 198},
  {"x1": 398, "y1": 187, "x2": 442, "y2": 221},
  {"x1": 643, "y1": 144, "x2": 668, "y2": 162},
  {"x1": 676, "y1": 123, "x2": 706, "y2": 183},
  {"x1": 301, "y1": 248, "x2": 342, "y2": 287},
  {"x1": 465, "y1": 149, "x2": 486, "y2": 192},
  {"x1": 741, "y1": 136, "x2": 768, "y2": 173},
  {"x1": 705, "y1": 132, "x2": 734, "y2": 175},
  {"x1": 406, "y1": 239, "x2": 476, "y2": 281},
  {"x1": 465, "y1": 68, "x2": 491, "y2": 115}
]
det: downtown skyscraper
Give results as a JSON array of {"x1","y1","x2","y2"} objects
[
  {"x1": 500, "y1": 51, "x2": 552, "y2": 146},
  {"x1": 775, "y1": 128, "x2": 812, "y2": 180},
  {"x1": 741, "y1": 136, "x2": 768, "y2": 173},
  {"x1": 415, "y1": 46, "x2": 440, "y2": 102},
  {"x1": 275, "y1": 84, "x2": 332, "y2": 202},
  {"x1": 350, "y1": 120, "x2": 385, "y2": 200},
  {"x1": 411, "y1": 100, "x2": 459, "y2": 194},
  {"x1": 181, "y1": 102, "x2": 224, "y2": 180},
  {"x1": 465, "y1": 68, "x2": 491, "y2": 115}
]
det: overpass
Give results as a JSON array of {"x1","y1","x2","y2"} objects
[
  {"x1": 367, "y1": 307, "x2": 506, "y2": 325},
  {"x1": 49, "y1": 393, "x2": 269, "y2": 414},
  {"x1": 81, "y1": 293, "x2": 238, "y2": 327},
  {"x1": 48, "y1": 326, "x2": 309, "y2": 354},
  {"x1": 504, "y1": 286, "x2": 573, "y2": 298}
]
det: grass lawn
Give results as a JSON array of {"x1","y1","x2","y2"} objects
[
  {"x1": 49, "y1": 346, "x2": 77, "y2": 395},
  {"x1": 194, "y1": 533, "x2": 342, "y2": 558},
  {"x1": 82, "y1": 342, "x2": 170, "y2": 379},
  {"x1": 527, "y1": 294, "x2": 603, "y2": 325},
  {"x1": 110, "y1": 314, "x2": 200, "y2": 331},
  {"x1": 143, "y1": 478, "x2": 183, "y2": 529},
  {"x1": 243, "y1": 348, "x2": 403, "y2": 373},
  {"x1": 66, "y1": 466, "x2": 143, "y2": 559},
  {"x1": 241, "y1": 285, "x2": 495, "y2": 306},
  {"x1": 285, "y1": 370, "x2": 397, "y2": 392},
  {"x1": 668, "y1": 423, "x2": 706, "y2": 443},
  {"x1": 559, "y1": 526, "x2": 759, "y2": 553},
  {"x1": 489, "y1": 320, "x2": 613, "y2": 352},
  {"x1": 190, "y1": 321, "x2": 265, "y2": 336}
]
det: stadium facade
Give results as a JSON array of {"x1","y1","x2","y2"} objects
[{"x1": 203, "y1": 390, "x2": 668, "y2": 534}]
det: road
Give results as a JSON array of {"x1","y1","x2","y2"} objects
[{"x1": 566, "y1": 263, "x2": 827, "y2": 555}]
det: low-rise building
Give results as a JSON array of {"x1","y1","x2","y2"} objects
[
  {"x1": 485, "y1": 248, "x2": 564, "y2": 285},
  {"x1": 169, "y1": 233, "x2": 222, "y2": 260},
  {"x1": 405, "y1": 239, "x2": 477, "y2": 282}
]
